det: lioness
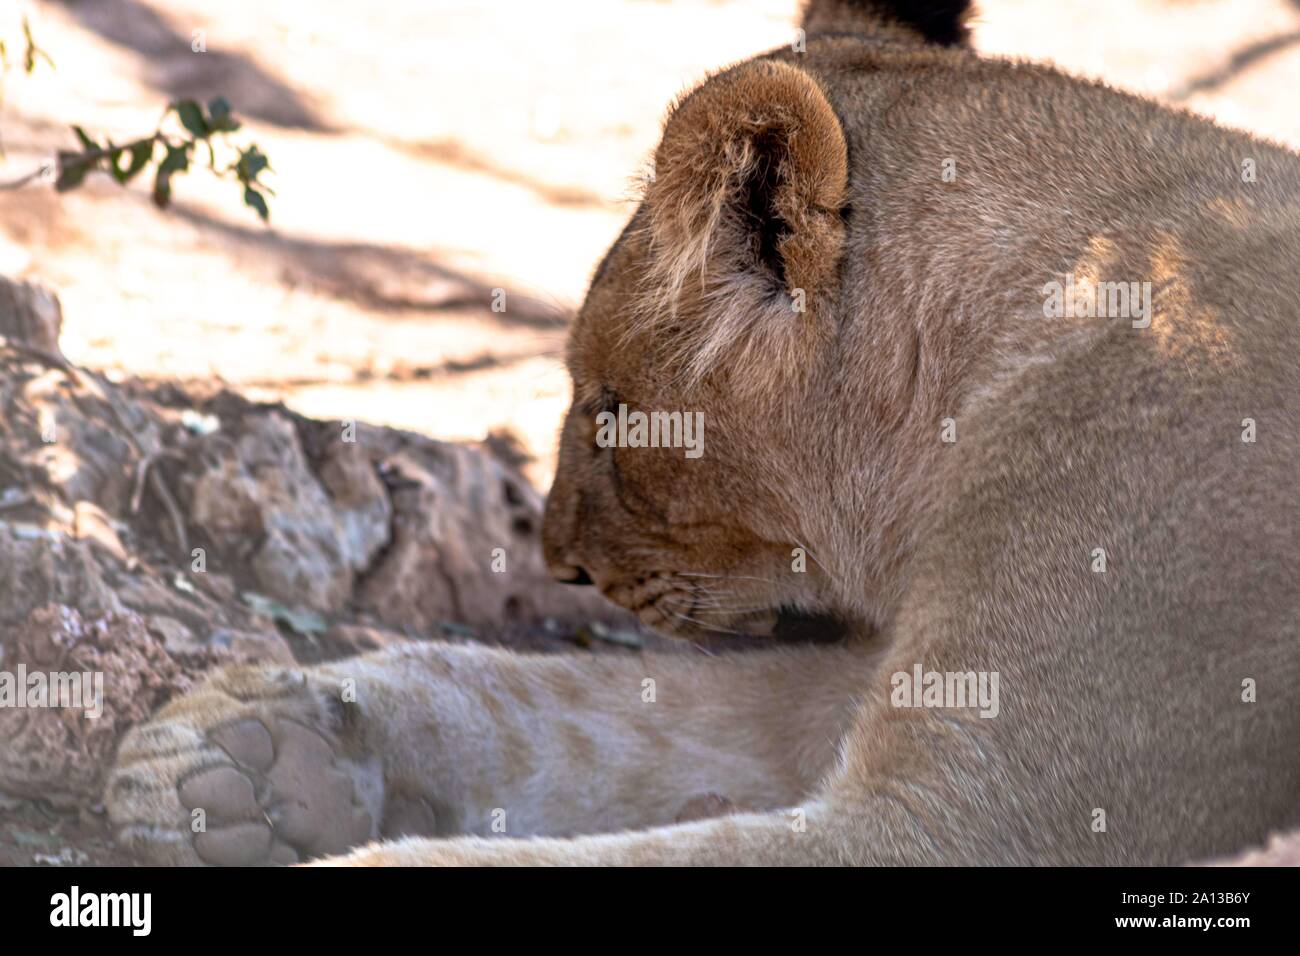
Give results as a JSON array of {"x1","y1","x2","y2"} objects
[{"x1": 108, "y1": 0, "x2": 1298, "y2": 865}]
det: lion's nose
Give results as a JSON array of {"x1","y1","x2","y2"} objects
[{"x1": 551, "y1": 563, "x2": 595, "y2": 587}]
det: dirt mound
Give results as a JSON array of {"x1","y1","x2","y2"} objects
[{"x1": 0, "y1": 277, "x2": 646, "y2": 861}]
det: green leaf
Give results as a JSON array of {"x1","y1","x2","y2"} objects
[
  {"x1": 124, "y1": 139, "x2": 154, "y2": 180},
  {"x1": 206, "y1": 96, "x2": 239, "y2": 132},
  {"x1": 151, "y1": 143, "x2": 189, "y2": 209},
  {"x1": 111, "y1": 139, "x2": 154, "y2": 184},
  {"x1": 71, "y1": 125, "x2": 97, "y2": 151},
  {"x1": 240, "y1": 592, "x2": 326, "y2": 637},
  {"x1": 235, "y1": 145, "x2": 270, "y2": 184},
  {"x1": 243, "y1": 185, "x2": 269, "y2": 222},
  {"x1": 158, "y1": 142, "x2": 190, "y2": 175},
  {"x1": 174, "y1": 100, "x2": 209, "y2": 138},
  {"x1": 107, "y1": 142, "x2": 128, "y2": 184},
  {"x1": 54, "y1": 152, "x2": 93, "y2": 192},
  {"x1": 151, "y1": 168, "x2": 172, "y2": 209}
]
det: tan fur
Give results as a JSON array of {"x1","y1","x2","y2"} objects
[
  {"x1": 639, "y1": 59, "x2": 848, "y2": 390},
  {"x1": 108, "y1": 3, "x2": 1298, "y2": 865}
]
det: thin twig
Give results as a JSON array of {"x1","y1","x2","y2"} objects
[
  {"x1": 0, "y1": 339, "x2": 190, "y2": 555},
  {"x1": 147, "y1": 464, "x2": 188, "y2": 555},
  {"x1": 0, "y1": 159, "x2": 52, "y2": 190},
  {"x1": 0, "y1": 337, "x2": 79, "y2": 382}
]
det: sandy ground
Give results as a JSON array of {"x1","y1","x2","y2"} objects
[{"x1": 3, "y1": 0, "x2": 1299, "y2": 490}]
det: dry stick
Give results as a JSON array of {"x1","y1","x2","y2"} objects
[
  {"x1": 0, "y1": 336, "x2": 80, "y2": 382},
  {"x1": 0, "y1": 160, "x2": 52, "y2": 190},
  {"x1": 131, "y1": 455, "x2": 189, "y2": 556},
  {"x1": 79, "y1": 375, "x2": 191, "y2": 557},
  {"x1": 129, "y1": 447, "x2": 189, "y2": 556}
]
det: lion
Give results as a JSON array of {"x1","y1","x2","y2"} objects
[{"x1": 107, "y1": 0, "x2": 1299, "y2": 865}]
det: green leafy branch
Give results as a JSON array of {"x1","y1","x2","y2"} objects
[
  {"x1": 56, "y1": 97, "x2": 275, "y2": 221},
  {"x1": 0, "y1": 18, "x2": 273, "y2": 221}
]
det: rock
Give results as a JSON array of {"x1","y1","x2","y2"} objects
[
  {"x1": 0, "y1": 525, "x2": 123, "y2": 628},
  {"x1": 176, "y1": 396, "x2": 628, "y2": 636},
  {"x1": 351, "y1": 432, "x2": 621, "y2": 633},
  {"x1": 11, "y1": 370, "x2": 144, "y2": 514},
  {"x1": 186, "y1": 411, "x2": 391, "y2": 613},
  {"x1": 0, "y1": 606, "x2": 191, "y2": 806},
  {"x1": 206, "y1": 628, "x2": 295, "y2": 665},
  {"x1": 72, "y1": 501, "x2": 130, "y2": 566},
  {"x1": 0, "y1": 277, "x2": 63, "y2": 355},
  {"x1": 145, "y1": 614, "x2": 198, "y2": 653},
  {"x1": 0, "y1": 309, "x2": 643, "y2": 823}
]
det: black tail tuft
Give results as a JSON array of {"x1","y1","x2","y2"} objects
[{"x1": 802, "y1": 0, "x2": 975, "y2": 47}]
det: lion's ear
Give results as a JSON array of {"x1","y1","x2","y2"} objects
[{"x1": 646, "y1": 60, "x2": 847, "y2": 309}]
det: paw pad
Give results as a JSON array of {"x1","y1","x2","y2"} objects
[{"x1": 108, "y1": 670, "x2": 382, "y2": 865}]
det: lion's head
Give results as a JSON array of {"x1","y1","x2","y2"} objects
[{"x1": 542, "y1": 2, "x2": 977, "y2": 641}]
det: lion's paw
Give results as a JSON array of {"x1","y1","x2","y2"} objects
[{"x1": 106, "y1": 665, "x2": 382, "y2": 866}]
